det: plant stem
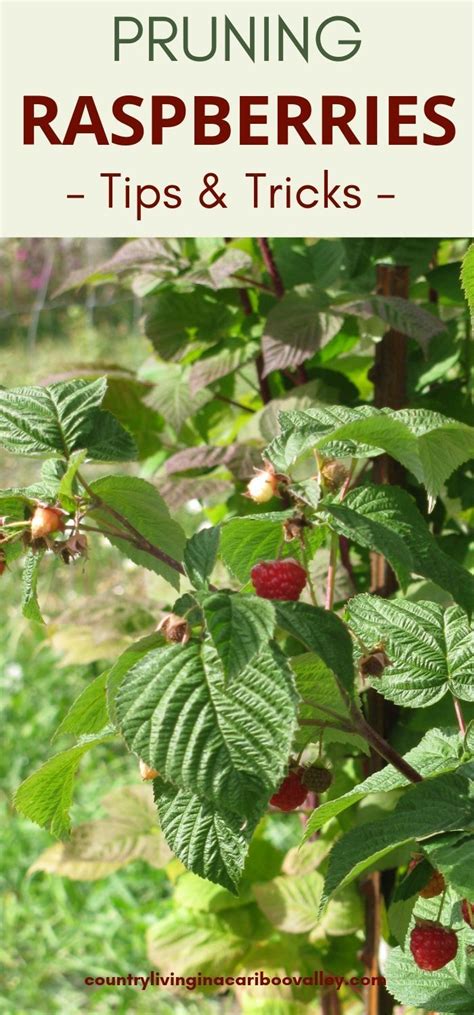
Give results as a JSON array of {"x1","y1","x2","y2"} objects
[
  {"x1": 78, "y1": 473, "x2": 186, "y2": 577},
  {"x1": 300, "y1": 533, "x2": 318, "y2": 606},
  {"x1": 257, "y1": 238, "x2": 285, "y2": 298},
  {"x1": 325, "y1": 532, "x2": 339, "y2": 610},
  {"x1": 453, "y1": 697, "x2": 467, "y2": 736},
  {"x1": 349, "y1": 704, "x2": 423, "y2": 783}
]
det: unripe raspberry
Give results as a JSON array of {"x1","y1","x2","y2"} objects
[
  {"x1": 158, "y1": 613, "x2": 191, "y2": 644},
  {"x1": 320, "y1": 459, "x2": 349, "y2": 493},
  {"x1": 461, "y1": 900, "x2": 474, "y2": 928},
  {"x1": 407, "y1": 856, "x2": 445, "y2": 899},
  {"x1": 246, "y1": 468, "x2": 279, "y2": 504},
  {"x1": 410, "y1": 920, "x2": 458, "y2": 971},
  {"x1": 302, "y1": 764, "x2": 333, "y2": 793},
  {"x1": 270, "y1": 770, "x2": 308, "y2": 812},
  {"x1": 359, "y1": 648, "x2": 391, "y2": 679},
  {"x1": 31, "y1": 506, "x2": 65, "y2": 539},
  {"x1": 251, "y1": 558, "x2": 307, "y2": 601},
  {"x1": 139, "y1": 759, "x2": 159, "y2": 781}
]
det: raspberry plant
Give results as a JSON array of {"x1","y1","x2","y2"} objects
[{"x1": 3, "y1": 237, "x2": 474, "y2": 1013}]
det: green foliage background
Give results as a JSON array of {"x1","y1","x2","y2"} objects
[{"x1": 0, "y1": 236, "x2": 473, "y2": 1015}]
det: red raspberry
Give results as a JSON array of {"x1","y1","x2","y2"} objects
[
  {"x1": 410, "y1": 921, "x2": 458, "y2": 971},
  {"x1": 270, "y1": 770, "x2": 308, "y2": 812},
  {"x1": 461, "y1": 900, "x2": 474, "y2": 928},
  {"x1": 0, "y1": 559, "x2": 5, "y2": 576},
  {"x1": 251, "y1": 558, "x2": 307, "y2": 601}
]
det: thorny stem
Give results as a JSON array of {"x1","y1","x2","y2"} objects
[{"x1": 453, "y1": 697, "x2": 467, "y2": 737}]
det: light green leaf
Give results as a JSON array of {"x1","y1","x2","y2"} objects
[
  {"x1": 28, "y1": 784, "x2": 172, "y2": 880},
  {"x1": 275, "y1": 601, "x2": 355, "y2": 696},
  {"x1": 14, "y1": 733, "x2": 115, "y2": 838},
  {"x1": 184, "y1": 526, "x2": 220, "y2": 588},
  {"x1": 116, "y1": 641, "x2": 298, "y2": 815},
  {"x1": 53, "y1": 671, "x2": 109, "y2": 740},
  {"x1": 153, "y1": 779, "x2": 255, "y2": 893},
  {"x1": 201, "y1": 592, "x2": 275, "y2": 680},
  {"x1": 320, "y1": 773, "x2": 474, "y2": 908},
  {"x1": 57, "y1": 449, "x2": 87, "y2": 509},
  {"x1": 461, "y1": 243, "x2": 474, "y2": 318},
  {"x1": 0, "y1": 379, "x2": 136, "y2": 461},
  {"x1": 147, "y1": 905, "x2": 248, "y2": 973},
  {"x1": 304, "y1": 728, "x2": 463, "y2": 839},
  {"x1": 326, "y1": 485, "x2": 474, "y2": 614},
  {"x1": 22, "y1": 549, "x2": 44, "y2": 624},
  {"x1": 253, "y1": 872, "x2": 324, "y2": 933},
  {"x1": 90, "y1": 475, "x2": 186, "y2": 590},
  {"x1": 174, "y1": 871, "x2": 251, "y2": 913},
  {"x1": 347, "y1": 595, "x2": 474, "y2": 707}
]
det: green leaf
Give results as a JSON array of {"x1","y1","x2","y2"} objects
[
  {"x1": 325, "y1": 492, "x2": 413, "y2": 590},
  {"x1": 184, "y1": 526, "x2": 220, "y2": 588},
  {"x1": 320, "y1": 773, "x2": 474, "y2": 907},
  {"x1": 145, "y1": 363, "x2": 213, "y2": 431},
  {"x1": 290, "y1": 654, "x2": 368, "y2": 754},
  {"x1": 89, "y1": 475, "x2": 186, "y2": 590},
  {"x1": 153, "y1": 779, "x2": 255, "y2": 893},
  {"x1": 275, "y1": 601, "x2": 355, "y2": 696},
  {"x1": 304, "y1": 728, "x2": 463, "y2": 838},
  {"x1": 201, "y1": 592, "x2": 275, "y2": 680},
  {"x1": 266, "y1": 405, "x2": 474, "y2": 508},
  {"x1": 461, "y1": 243, "x2": 474, "y2": 318},
  {"x1": 189, "y1": 340, "x2": 259, "y2": 393},
  {"x1": 262, "y1": 286, "x2": 341, "y2": 376},
  {"x1": 0, "y1": 379, "x2": 136, "y2": 461},
  {"x1": 13, "y1": 733, "x2": 115, "y2": 838},
  {"x1": 220, "y1": 515, "x2": 306, "y2": 584},
  {"x1": 145, "y1": 289, "x2": 233, "y2": 362},
  {"x1": 57, "y1": 449, "x2": 87, "y2": 509},
  {"x1": 346, "y1": 595, "x2": 474, "y2": 707},
  {"x1": 106, "y1": 632, "x2": 165, "y2": 725},
  {"x1": 116, "y1": 641, "x2": 298, "y2": 815},
  {"x1": 21, "y1": 549, "x2": 44, "y2": 624},
  {"x1": 326, "y1": 485, "x2": 474, "y2": 614},
  {"x1": 422, "y1": 831, "x2": 474, "y2": 898},
  {"x1": 53, "y1": 671, "x2": 109, "y2": 740},
  {"x1": 341, "y1": 295, "x2": 446, "y2": 352}
]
